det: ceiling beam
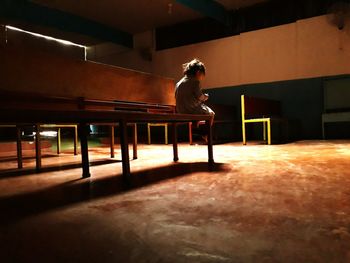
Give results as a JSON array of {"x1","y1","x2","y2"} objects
[
  {"x1": 176, "y1": 0, "x2": 231, "y2": 26},
  {"x1": 0, "y1": 0, "x2": 133, "y2": 48}
]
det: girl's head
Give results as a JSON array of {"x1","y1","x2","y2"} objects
[{"x1": 183, "y1": 59, "x2": 206, "y2": 81}]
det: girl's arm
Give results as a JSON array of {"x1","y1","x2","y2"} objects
[{"x1": 193, "y1": 80, "x2": 209, "y2": 102}]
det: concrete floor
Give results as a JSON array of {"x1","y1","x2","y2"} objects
[{"x1": 0, "y1": 141, "x2": 350, "y2": 263}]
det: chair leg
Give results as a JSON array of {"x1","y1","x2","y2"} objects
[
  {"x1": 164, "y1": 124, "x2": 168, "y2": 145},
  {"x1": 147, "y1": 123, "x2": 151, "y2": 144},
  {"x1": 242, "y1": 121, "x2": 247, "y2": 145},
  {"x1": 263, "y1": 121, "x2": 266, "y2": 142},
  {"x1": 267, "y1": 119, "x2": 271, "y2": 145}
]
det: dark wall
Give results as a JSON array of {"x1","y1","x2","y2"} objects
[
  {"x1": 205, "y1": 74, "x2": 350, "y2": 140},
  {"x1": 156, "y1": 0, "x2": 341, "y2": 50}
]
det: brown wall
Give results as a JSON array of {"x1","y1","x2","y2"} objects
[
  {"x1": 152, "y1": 15, "x2": 350, "y2": 89},
  {"x1": 0, "y1": 44, "x2": 175, "y2": 105}
]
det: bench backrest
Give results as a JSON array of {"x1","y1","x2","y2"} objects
[
  {"x1": 0, "y1": 45, "x2": 175, "y2": 106},
  {"x1": 0, "y1": 90, "x2": 80, "y2": 110},
  {"x1": 241, "y1": 95, "x2": 281, "y2": 120}
]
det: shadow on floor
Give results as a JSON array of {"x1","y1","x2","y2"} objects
[
  {"x1": 0, "y1": 162, "x2": 229, "y2": 225},
  {"x1": 0, "y1": 158, "x2": 122, "y2": 179}
]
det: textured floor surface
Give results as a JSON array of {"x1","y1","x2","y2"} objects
[{"x1": 0, "y1": 141, "x2": 350, "y2": 263}]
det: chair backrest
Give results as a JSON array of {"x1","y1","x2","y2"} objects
[{"x1": 241, "y1": 95, "x2": 281, "y2": 120}]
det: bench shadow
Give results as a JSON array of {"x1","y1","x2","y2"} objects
[
  {"x1": 0, "y1": 162, "x2": 229, "y2": 225},
  {"x1": 0, "y1": 154, "x2": 62, "y2": 163},
  {"x1": 0, "y1": 158, "x2": 122, "y2": 179}
]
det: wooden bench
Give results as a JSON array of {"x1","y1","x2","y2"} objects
[
  {"x1": 0, "y1": 107, "x2": 214, "y2": 179},
  {"x1": 241, "y1": 95, "x2": 287, "y2": 145},
  {"x1": 1, "y1": 44, "x2": 209, "y2": 176}
]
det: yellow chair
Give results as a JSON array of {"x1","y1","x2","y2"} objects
[
  {"x1": 147, "y1": 123, "x2": 168, "y2": 144},
  {"x1": 241, "y1": 95, "x2": 282, "y2": 145}
]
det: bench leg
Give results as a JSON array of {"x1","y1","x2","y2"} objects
[
  {"x1": 79, "y1": 123, "x2": 90, "y2": 178},
  {"x1": 188, "y1": 122, "x2": 193, "y2": 145},
  {"x1": 132, "y1": 123, "x2": 138, "y2": 160},
  {"x1": 147, "y1": 123, "x2": 151, "y2": 144},
  {"x1": 35, "y1": 124, "x2": 42, "y2": 172},
  {"x1": 263, "y1": 121, "x2": 266, "y2": 142},
  {"x1": 120, "y1": 120, "x2": 131, "y2": 179},
  {"x1": 164, "y1": 124, "x2": 168, "y2": 145},
  {"x1": 16, "y1": 126, "x2": 23, "y2": 169},
  {"x1": 206, "y1": 120, "x2": 214, "y2": 165},
  {"x1": 74, "y1": 125, "x2": 78, "y2": 155},
  {"x1": 267, "y1": 119, "x2": 271, "y2": 145},
  {"x1": 110, "y1": 125, "x2": 115, "y2": 158},
  {"x1": 57, "y1": 127, "x2": 61, "y2": 154},
  {"x1": 242, "y1": 121, "x2": 247, "y2": 145},
  {"x1": 172, "y1": 123, "x2": 178, "y2": 162}
]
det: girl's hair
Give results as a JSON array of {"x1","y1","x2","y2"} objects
[{"x1": 182, "y1": 59, "x2": 206, "y2": 77}]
